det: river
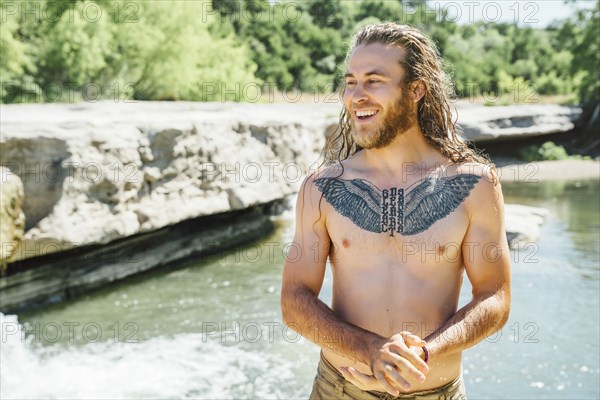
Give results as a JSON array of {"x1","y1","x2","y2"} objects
[{"x1": 1, "y1": 179, "x2": 598, "y2": 399}]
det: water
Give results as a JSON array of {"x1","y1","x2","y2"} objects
[{"x1": 2, "y1": 180, "x2": 599, "y2": 399}]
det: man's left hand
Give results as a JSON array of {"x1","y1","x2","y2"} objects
[{"x1": 339, "y1": 366, "x2": 384, "y2": 392}]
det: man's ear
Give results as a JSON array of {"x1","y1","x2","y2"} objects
[{"x1": 410, "y1": 80, "x2": 426, "y2": 103}]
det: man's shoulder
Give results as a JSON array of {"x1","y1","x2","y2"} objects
[
  {"x1": 303, "y1": 163, "x2": 346, "y2": 186},
  {"x1": 450, "y1": 161, "x2": 503, "y2": 217},
  {"x1": 452, "y1": 161, "x2": 497, "y2": 182},
  {"x1": 297, "y1": 164, "x2": 343, "y2": 206}
]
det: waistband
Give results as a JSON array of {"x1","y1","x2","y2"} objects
[{"x1": 318, "y1": 352, "x2": 463, "y2": 400}]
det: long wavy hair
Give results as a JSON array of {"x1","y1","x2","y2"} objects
[{"x1": 323, "y1": 23, "x2": 494, "y2": 173}]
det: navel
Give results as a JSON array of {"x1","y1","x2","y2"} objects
[{"x1": 438, "y1": 244, "x2": 446, "y2": 255}]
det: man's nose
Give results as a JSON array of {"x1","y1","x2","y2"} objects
[{"x1": 351, "y1": 83, "x2": 368, "y2": 103}]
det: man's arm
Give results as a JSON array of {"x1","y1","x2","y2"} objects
[
  {"x1": 423, "y1": 167, "x2": 512, "y2": 361},
  {"x1": 280, "y1": 173, "x2": 378, "y2": 363},
  {"x1": 280, "y1": 173, "x2": 428, "y2": 395}
]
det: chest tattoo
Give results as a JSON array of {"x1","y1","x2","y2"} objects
[{"x1": 315, "y1": 174, "x2": 481, "y2": 236}]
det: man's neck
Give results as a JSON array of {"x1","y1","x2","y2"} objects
[{"x1": 360, "y1": 127, "x2": 448, "y2": 177}]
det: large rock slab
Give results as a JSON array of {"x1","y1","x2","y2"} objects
[
  {"x1": 0, "y1": 101, "x2": 336, "y2": 262},
  {"x1": 457, "y1": 104, "x2": 582, "y2": 142},
  {"x1": 0, "y1": 167, "x2": 25, "y2": 262},
  {"x1": 504, "y1": 204, "x2": 549, "y2": 248}
]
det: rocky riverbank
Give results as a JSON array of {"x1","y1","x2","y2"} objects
[
  {"x1": 1, "y1": 102, "x2": 331, "y2": 263},
  {"x1": 496, "y1": 158, "x2": 600, "y2": 182}
]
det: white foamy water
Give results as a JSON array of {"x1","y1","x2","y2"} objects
[{"x1": 1, "y1": 313, "x2": 302, "y2": 399}]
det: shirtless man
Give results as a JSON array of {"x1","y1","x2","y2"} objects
[{"x1": 280, "y1": 24, "x2": 511, "y2": 399}]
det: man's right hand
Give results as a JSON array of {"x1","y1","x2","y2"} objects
[{"x1": 367, "y1": 331, "x2": 430, "y2": 396}]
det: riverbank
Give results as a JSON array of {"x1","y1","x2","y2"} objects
[
  {"x1": 0, "y1": 203, "x2": 278, "y2": 313},
  {"x1": 495, "y1": 158, "x2": 600, "y2": 183}
]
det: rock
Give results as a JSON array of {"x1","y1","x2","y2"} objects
[
  {"x1": 504, "y1": 204, "x2": 549, "y2": 248},
  {"x1": 0, "y1": 205, "x2": 275, "y2": 313},
  {"x1": 457, "y1": 104, "x2": 582, "y2": 143},
  {"x1": 0, "y1": 101, "x2": 337, "y2": 261},
  {"x1": 0, "y1": 167, "x2": 25, "y2": 263}
]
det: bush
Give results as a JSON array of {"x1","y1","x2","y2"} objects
[
  {"x1": 2, "y1": 0, "x2": 260, "y2": 102},
  {"x1": 112, "y1": 0, "x2": 258, "y2": 101},
  {"x1": 519, "y1": 141, "x2": 570, "y2": 161}
]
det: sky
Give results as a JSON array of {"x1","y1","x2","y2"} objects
[{"x1": 428, "y1": 0, "x2": 595, "y2": 27}]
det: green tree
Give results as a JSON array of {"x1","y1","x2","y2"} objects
[
  {"x1": 37, "y1": 1, "x2": 114, "y2": 88},
  {"x1": 113, "y1": 0, "x2": 258, "y2": 101},
  {"x1": 354, "y1": 0, "x2": 403, "y2": 23},
  {"x1": 571, "y1": 1, "x2": 599, "y2": 110},
  {"x1": 568, "y1": 0, "x2": 600, "y2": 155},
  {"x1": 2, "y1": 0, "x2": 259, "y2": 102},
  {"x1": 1, "y1": 0, "x2": 36, "y2": 102},
  {"x1": 232, "y1": 1, "x2": 345, "y2": 92},
  {"x1": 306, "y1": 0, "x2": 353, "y2": 34}
]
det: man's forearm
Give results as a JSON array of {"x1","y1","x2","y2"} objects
[
  {"x1": 424, "y1": 292, "x2": 510, "y2": 361},
  {"x1": 282, "y1": 285, "x2": 382, "y2": 365}
]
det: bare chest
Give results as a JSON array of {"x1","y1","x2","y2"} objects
[
  {"x1": 316, "y1": 173, "x2": 479, "y2": 265},
  {"x1": 327, "y1": 205, "x2": 468, "y2": 265}
]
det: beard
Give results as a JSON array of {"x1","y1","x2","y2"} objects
[{"x1": 350, "y1": 93, "x2": 416, "y2": 149}]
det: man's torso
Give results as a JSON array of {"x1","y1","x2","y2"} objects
[{"x1": 316, "y1": 159, "x2": 482, "y2": 391}]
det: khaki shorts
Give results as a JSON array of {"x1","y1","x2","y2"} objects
[{"x1": 309, "y1": 352, "x2": 467, "y2": 400}]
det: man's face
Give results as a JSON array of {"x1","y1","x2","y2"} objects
[{"x1": 343, "y1": 43, "x2": 417, "y2": 149}]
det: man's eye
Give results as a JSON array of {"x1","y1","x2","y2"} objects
[
  {"x1": 368, "y1": 79, "x2": 380, "y2": 84},
  {"x1": 345, "y1": 81, "x2": 356, "y2": 86}
]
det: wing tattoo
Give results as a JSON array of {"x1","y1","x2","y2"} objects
[
  {"x1": 402, "y1": 174, "x2": 481, "y2": 235},
  {"x1": 315, "y1": 174, "x2": 481, "y2": 236},
  {"x1": 314, "y1": 177, "x2": 382, "y2": 233}
]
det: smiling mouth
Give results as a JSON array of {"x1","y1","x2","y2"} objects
[{"x1": 355, "y1": 109, "x2": 379, "y2": 122}]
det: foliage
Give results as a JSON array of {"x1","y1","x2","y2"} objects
[
  {"x1": 110, "y1": 1, "x2": 257, "y2": 101},
  {"x1": 1, "y1": 0, "x2": 258, "y2": 102},
  {"x1": 215, "y1": 0, "x2": 347, "y2": 92},
  {"x1": 519, "y1": 141, "x2": 592, "y2": 161},
  {"x1": 569, "y1": 0, "x2": 600, "y2": 114},
  {"x1": 519, "y1": 141, "x2": 569, "y2": 161},
  {"x1": 1, "y1": 0, "x2": 598, "y2": 106},
  {"x1": 0, "y1": 0, "x2": 40, "y2": 101}
]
